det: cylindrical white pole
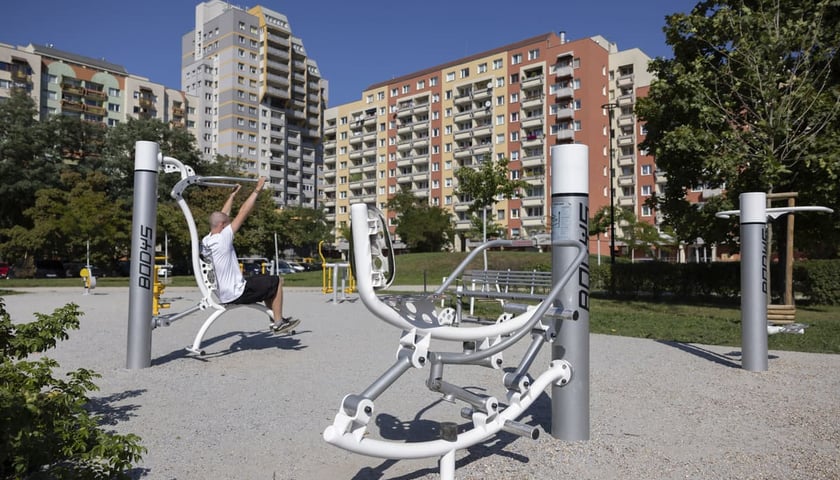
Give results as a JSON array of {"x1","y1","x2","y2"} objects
[
  {"x1": 549, "y1": 144, "x2": 590, "y2": 440},
  {"x1": 127, "y1": 141, "x2": 159, "y2": 369},
  {"x1": 739, "y1": 192, "x2": 768, "y2": 372}
]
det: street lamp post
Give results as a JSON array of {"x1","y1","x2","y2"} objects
[{"x1": 601, "y1": 103, "x2": 618, "y2": 266}]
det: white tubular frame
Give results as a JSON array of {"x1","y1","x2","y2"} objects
[
  {"x1": 157, "y1": 156, "x2": 272, "y2": 355},
  {"x1": 324, "y1": 203, "x2": 587, "y2": 480}
]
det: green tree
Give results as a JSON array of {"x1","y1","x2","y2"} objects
[
  {"x1": 637, "y1": 0, "x2": 840, "y2": 254},
  {"x1": 454, "y1": 155, "x2": 527, "y2": 241},
  {"x1": 386, "y1": 188, "x2": 454, "y2": 252},
  {"x1": 0, "y1": 299, "x2": 145, "y2": 478},
  {"x1": 275, "y1": 206, "x2": 332, "y2": 257},
  {"x1": 0, "y1": 90, "x2": 59, "y2": 231}
]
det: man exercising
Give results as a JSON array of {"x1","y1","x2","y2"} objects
[{"x1": 201, "y1": 177, "x2": 298, "y2": 333}]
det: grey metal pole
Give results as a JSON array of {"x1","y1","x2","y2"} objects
[
  {"x1": 549, "y1": 144, "x2": 590, "y2": 440},
  {"x1": 739, "y1": 192, "x2": 768, "y2": 372},
  {"x1": 126, "y1": 141, "x2": 160, "y2": 369}
]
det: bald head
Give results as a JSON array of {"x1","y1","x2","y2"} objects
[{"x1": 209, "y1": 211, "x2": 230, "y2": 232}]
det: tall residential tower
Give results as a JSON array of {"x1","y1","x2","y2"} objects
[{"x1": 181, "y1": 1, "x2": 326, "y2": 208}]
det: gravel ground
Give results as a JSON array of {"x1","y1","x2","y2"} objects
[{"x1": 3, "y1": 286, "x2": 838, "y2": 480}]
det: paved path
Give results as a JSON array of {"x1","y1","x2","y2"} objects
[{"x1": 2, "y1": 286, "x2": 838, "y2": 479}]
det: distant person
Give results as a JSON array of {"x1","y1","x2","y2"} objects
[{"x1": 201, "y1": 178, "x2": 298, "y2": 333}]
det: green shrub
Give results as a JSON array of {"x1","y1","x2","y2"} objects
[
  {"x1": 794, "y1": 260, "x2": 840, "y2": 305},
  {"x1": 0, "y1": 299, "x2": 145, "y2": 479}
]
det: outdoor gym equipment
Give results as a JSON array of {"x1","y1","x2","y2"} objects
[
  {"x1": 127, "y1": 141, "x2": 275, "y2": 367},
  {"x1": 323, "y1": 145, "x2": 591, "y2": 479},
  {"x1": 716, "y1": 192, "x2": 832, "y2": 372}
]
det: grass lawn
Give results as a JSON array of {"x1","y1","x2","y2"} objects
[{"x1": 2, "y1": 250, "x2": 837, "y2": 355}]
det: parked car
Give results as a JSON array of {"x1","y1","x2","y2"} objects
[
  {"x1": 286, "y1": 261, "x2": 306, "y2": 272},
  {"x1": 241, "y1": 260, "x2": 267, "y2": 277},
  {"x1": 35, "y1": 260, "x2": 66, "y2": 278},
  {"x1": 300, "y1": 261, "x2": 323, "y2": 272},
  {"x1": 276, "y1": 260, "x2": 296, "y2": 275},
  {"x1": 0, "y1": 262, "x2": 11, "y2": 279}
]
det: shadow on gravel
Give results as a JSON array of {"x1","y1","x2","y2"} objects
[
  {"x1": 658, "y1": 340, "x2": 744, "y2": 368},
  {"x1": 350, "y1": 391, "x2": 549, "y2": 479},
  {"x1": 87, "y1": 389, "x2": 145, "y2": 425},
  {"x1": 151, "y1": 330, "x2": 309, "y2": 365}
]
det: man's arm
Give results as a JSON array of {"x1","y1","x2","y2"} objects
[
  {"x1": 230, "y1": 177, "x2": 266, "y2": 233},
  {"x1": 221, "y1": 184, "x2": 241, "y2": 216}
]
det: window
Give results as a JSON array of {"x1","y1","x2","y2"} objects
[
  {"x1": 460, "y1": 68, "x2": 469, "y2": 78},
  {"x1": 642, "y1": 185, "x2": 652, "y2": 196},
  {"x1": 574, "y1": 120, "x2": 582, "y2": 131},
  {"x1": 510, "y1": 73, "x2": 519, "y2": 84},
  {"x1": 511, "y1": 54, "x2": 522, "y2": 65},
  {"x1": 511, "y1": 208, "x2": 519, "y2": 219},
  {"x1": 641, "y1": 205, "x2": 652, "y2": 217},
  {"x1": 391, "y1": 88, "x2": 398, "y2": 97},
  {"x1": 446, "y1": 72, "x2": 455, "y2": 82},
  {"x1": 641, "y1": 165, "x2": 652, "y2": 175},
  {"x1": 528, "y1": 49, "x2": 540, "y2": 60},
  {"x1": 430, "y1": 76, "x2": 438, "y2": 86},
  {"x1": 477, "y1": 63, "x2": 487, "y2": 73},
  {"x1": 417, "y1": 80, "x2": 425, "y2": 89},
  {"x1": 402, "y1": 84, "x2": 410, "y2": 94}
]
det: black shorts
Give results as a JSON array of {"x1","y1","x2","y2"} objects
[{"x1": 230, "y1": 275, "x2": 281, "y2": 305}]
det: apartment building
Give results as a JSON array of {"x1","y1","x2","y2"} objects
[
  {"x1": 0, "y1": 42, "x2": 195, "y2": 131},
  {"x1": 181, "y1": 0, "x2": 326, "y2": 208},
  {"x1": 324, "y1": 32, "x2": 656, "y2": 254}
]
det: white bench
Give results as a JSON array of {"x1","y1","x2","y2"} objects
[{"x1": 447, "y1": 269, "x2": 553, "y2": 315}]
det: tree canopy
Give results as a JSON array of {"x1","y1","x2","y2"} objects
[
  {"x1": 386, "y1": 188, "x2": 454, "y2": 252},
  {"x1": 637, "y1": 0, "x2": 840, "y2": 255}
]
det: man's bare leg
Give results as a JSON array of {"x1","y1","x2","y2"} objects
[{"x1": 266, "y1": 278, "x2": 284, "y2": 325}]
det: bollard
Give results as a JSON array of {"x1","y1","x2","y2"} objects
[
  {"x1": 126, "y1": 141, "x2": 159, "y2": 369},
  {"x1": 549, "y1": 144, "x2": 590, "y2": 441}
]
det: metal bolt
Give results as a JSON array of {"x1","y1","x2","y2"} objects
[
  {"x1": 418, "y1": 357, "x2": 426, "y2": 364},
  {"x1": 491, "y1": 402, "x2": 498, "y2": 410},
  {"x1": 364, "y1": 406, "x2": 372, "y2": 414},
  {"x1": 496, "y1": 358, "x2": 503, "y2": 366}
]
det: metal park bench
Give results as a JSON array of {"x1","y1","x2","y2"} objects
[{"x1": 449, "y1": 269, "x2": 553, "y2": 315}]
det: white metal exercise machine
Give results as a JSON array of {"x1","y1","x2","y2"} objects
[
  {"x1": 323, "y1": 145, "x2": 592, "y2": 479},
  {"x1": 127, "y1": 141, "x2": 274, "y2": 368}
]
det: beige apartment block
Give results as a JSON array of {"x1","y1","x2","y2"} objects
[
  {"x1": 0, "y1": 42, "x2": 196, "y2": 134},
  {"x1": 325, "y1": 32, "x2": 655, "y2": 253}
]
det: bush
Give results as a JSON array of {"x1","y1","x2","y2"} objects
[
  {"x1": 794, "y1": 260, "x2": 840, "y2": 305},
  {"x1": 0, "y1": 299, "x2": 144, "y2": 479}
]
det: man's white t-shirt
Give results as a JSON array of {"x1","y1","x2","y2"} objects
[{"x1": 201, "y1": 225, "x2": 245, "y2": 303}]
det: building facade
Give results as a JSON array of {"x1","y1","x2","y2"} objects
[
  {"x1": 324, "y1": 32, "x2": 657, "y2": 254},
  {"x1": 0, "y1": 42, "x2": 195, "y2": 131},
  {"x1": 181, "y1": 1, "x2": 326, "y2": 208}
]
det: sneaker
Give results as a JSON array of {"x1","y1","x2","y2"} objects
[{"x1": 271, "y1": 318, "x2": 300, "y2": 333}]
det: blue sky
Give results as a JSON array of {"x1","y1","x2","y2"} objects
[{"x1": 4, "y1": 0, "x2": 698, "y2": 106}]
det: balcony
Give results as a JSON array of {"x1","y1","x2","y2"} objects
[
  {"x1": 521, "y1": 154, "x2": 544, "y2": 168},
  {"x1": 454, "y1": 148, "x2": 472, "y2": 160},
  {"x1": 617, "y1": 94, "x2": 634, "y2": 107},
  {"x1": 655, "y1": 172, "x2": 667, "y2": 183},
  {"x1": 454, "y1": 110, "x2": 473, "y2": 122},
  {"x1": 617, "y1": 74, "x2": 634, "y2": 87},
  {"x1": 522, "y1": 217, "x2": 544, "y2": 228},
  {"x1": 521, "y1": 116, "x2": 543, "y2": 129},
  {"x1": 618, "y1": 197, "x2": 635, "y2": 207},
  {"x1": 556, "y1": 129, "x2": 574, "y2": 141},
  {"x1": 521, "y1": 135, "x2": 543, "y2": 148},
  {"x1": 618, "y1": 175, "x2": 635, "y2": 186},
  {"x1": 555, "y1": 108, "x2": 574, "y2": 120},
  {"x1": 554, "y1": 87, "x2": 573, "y2": 99},
  {"x1": 84, "y1": 104, "x2": 106, "y2": 116},
  {"x1": 62, "y1": 83, "x2": 85, "y2": 95},
  {"x1": 61, "y1": 99, "x2": 85, "y2": 112},
  {"x1": 454, "y1": 130, "x2": 472, "y2": 141},
  {"x1": 617, "y1": 134, "x2": 635, "y2": 147},
  {"x1": 521, "y1": 75, "x2": 543, "y2": 88},
  {"x1": 521, "y1": 196, "x2": 544, "y2": 207},
  {"x1": 618, "y1": 114, "x2": 634, "y2": 127},
  {"x1": 266, "y1": 73, "x2": 289, "y2": 88},
  {"x1": 521, "y1": 95, "x2": 543, "y2": 109},
  {"x1": 618, "y1": 155, "x2": 635, "y2": 167},
  {"x1": 454, "y1": 94, "x2": 472, "y2": 106},
  {"x1": 554, "y1": 65, "x2": 573, "y2": 78},
  {"x1": 348, "y1": 150, "x2": 363, "y2": 160},
  {"x1": 84, "y1": 89, "x2": 107, "y2": 100},
  {"x1": 472, "y1": 125, "x2": 492, "y2": 137}
]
